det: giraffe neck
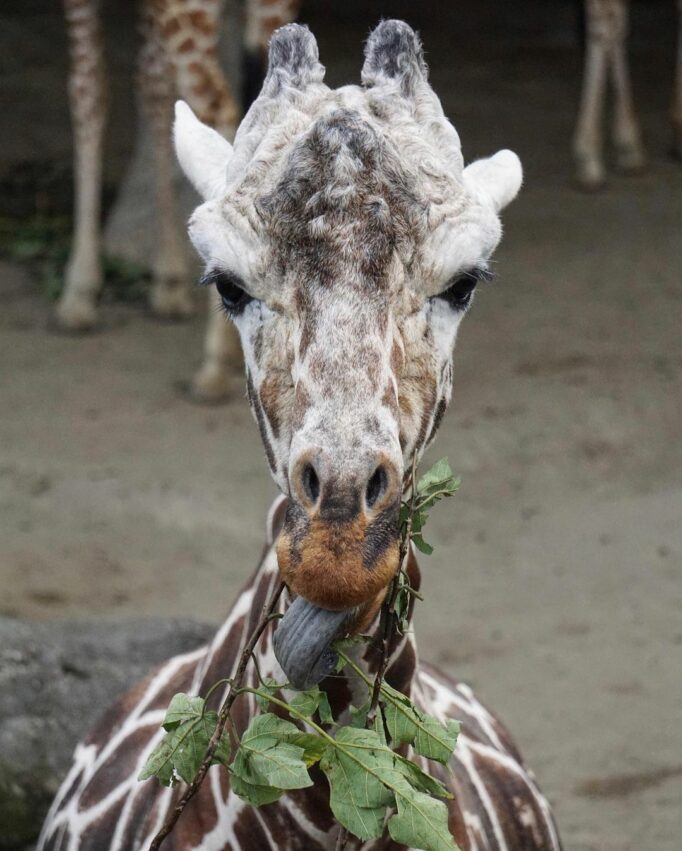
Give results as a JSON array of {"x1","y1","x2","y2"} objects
[{"x1": 39, "y1": 496, "x2": 564, "y2": 851}]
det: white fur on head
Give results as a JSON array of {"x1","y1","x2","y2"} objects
[
  {"x1": 173, "y1": 101, "x2": 233, "y2": 200},
  {"x1": 463, "y1": 149, "x2": 523, "y2": 212}
]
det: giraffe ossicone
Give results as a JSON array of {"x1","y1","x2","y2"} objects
[{"x1": 174, "y1": 20, "x2": 522, "y2": 687}]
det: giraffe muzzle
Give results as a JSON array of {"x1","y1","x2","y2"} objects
[{"x1": 277, "y1": 450, "x2": 402, "y2": 610}]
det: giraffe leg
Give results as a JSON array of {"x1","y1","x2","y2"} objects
[
  {"x1": 188, "y1": 0, "x2": 303, "y2": 401},
  {"x1": 574, "y1": 0, "x2": 612, "y2": 189},
  {"x1": 56, "y1": 0, "x2": 106, "y2": 331},
  {"x1": 672, "y1": 0, "x2": 682, "y2": 160},
  {"x1": 608, "y1": 0, "x2": 646, "y2": 172},
  {"x1": 154, "y1": 0, "x2": 241, "y2": 402},
  {"x1": 138, "y1": 7, "x2": 194, "y2": 319}
]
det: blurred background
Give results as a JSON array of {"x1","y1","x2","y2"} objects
[{"x1": 1, "y1": 1, "x2": 681, "y2": 849}]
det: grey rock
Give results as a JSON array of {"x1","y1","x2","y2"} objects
[{"x1": 0, "y1": 617, "x2": 214, "y2": 851}]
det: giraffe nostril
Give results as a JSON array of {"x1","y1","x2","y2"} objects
[
  {"x1": 301, "y1": 463, "x2": 320, "y2": 506},
  {"x1": 365, "y1": 465, "x2": 388, "y2": 510}
]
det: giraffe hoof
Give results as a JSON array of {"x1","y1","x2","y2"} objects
[
  {"x1": 54, "y1": 297, "x2": 99, "y2": 333},
  {"x1": 183, "y1": 363, "x2": 234, "y2": 405},
  {"x1": 574, "y1": 157, "x2": 606, "y2": 192},
  {"x1": 149, "y1": 283, "x2": 195, "y2": 320},
  {"x1": 615, "y1": 143, "x2": 647, "y2": 174}
]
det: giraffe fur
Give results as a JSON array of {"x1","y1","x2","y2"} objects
[{"x1": 39, "y1": 21, "x2": 562, "y2": 851}]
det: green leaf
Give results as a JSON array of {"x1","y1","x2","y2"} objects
[
  {"x1": 388, "y1": 775, "x2": 459, "y2": 851},
  {"x1": 255, "y1": 677, "x2": 280, "y2": 711},
  {"x1": 320, "y1": 726, "x2": 458, "y2": 848},
  {"x1": 372, "y1": 710, "x2": 388, "y2": 745},
  {"x1": 349, "y1": 701, "x2": 370, "y2": 728},
  {"x1": 174, "y1": 711, "x2": 226, "y2": 783},
  {"x1": 320, "y1": 728, "x2": 394, "y2": 841},
  {"x1": 231, "y1": 714, "x2": 312, "y2": 791},
  {"x1": 138, "y1": 739, "x2": 175, "y2": 787},
  {"x1": 380, "y1": 683, "x2": 459, "y2": 765},
  {"x1": 230, "y1": 772, "x2": 282, "y2": 806},
  {"x1": 393, "y1": 754, "x2": 452, "y2": 799},
  {"x1": 162, "y1": 693, "x2": 205, "y2": 730},
  {"x1": 413, "y1": 458, "x2": 461, "y2": 519},
  {"x1": 138, "y1": 708, "x2": 229, "y2": 786},
  {"x1": 285, "y1": 732, "x2": 327, "y2": 767},
  {"x1": 287, "y1": 687, "x2": 321, "y2": 717},
  {"x1": 415, "y1": 716, "x2": 460, "y2": 764},
  {"x1": 318, "y1": 691, "x2": 334, "y2": 725},
  {"x1": 417, "y1": 458, "x2": 455, "y2": 494},
  {"x1": 411, "y1": 534, "x2": 434, "y2": 556},
  {"x1": 391, "y1": 571, "x2": 421, "y2": 633}
]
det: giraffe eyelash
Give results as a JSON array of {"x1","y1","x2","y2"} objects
[
  {"x1": 200, "y1": 269, "x2": 254, "y2": 317},
  {"x1": 436, "y1": 266, "x2": 495, "y2": 311}
]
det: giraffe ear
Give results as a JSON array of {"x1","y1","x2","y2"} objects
[
  {"x1": 463, "y1": 150, "x2": 523, "y2": 212},
  {"x1": 173, "y1": 101, "x2": 233, "y2": 200}
]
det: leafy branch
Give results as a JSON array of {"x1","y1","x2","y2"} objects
[
  {"x1": 146, "y1": 580, "x2": 285, "y2": 851},
  {"x1": 140, "y1": 458, "x2": 461, "y2": 851}
]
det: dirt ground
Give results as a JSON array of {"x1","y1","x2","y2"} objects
[{"x1": 1, "y1": 2, "x2": 681, "y2": 850}]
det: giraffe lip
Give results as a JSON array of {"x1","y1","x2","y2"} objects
[{"x1": 273, "y1": 596, "x2": 351, "y2": 690}]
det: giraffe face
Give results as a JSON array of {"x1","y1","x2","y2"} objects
[{"x1": 175, "y1": 22, "x2": 521, "y2": 680}]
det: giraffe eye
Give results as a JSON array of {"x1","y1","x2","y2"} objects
[
  {"x1": 201, "y1": 270, "x2": 253, "y2": 316},
  {"x1": 439, "y1": 272, "x2": 478, "y2": 310},
  {"x1": 437, "y1": 268, "x2": 493, "y2": 311}
]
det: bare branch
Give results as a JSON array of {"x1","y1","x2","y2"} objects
[{"x1": 366, "y1": 453, "x2": 418, "y2": 725}]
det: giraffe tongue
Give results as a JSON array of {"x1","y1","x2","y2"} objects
[{"x1": 273, "y1": 596, "x2": 350, "y2": 691}]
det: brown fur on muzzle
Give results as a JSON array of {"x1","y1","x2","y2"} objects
[{"x1": 276, "y1": 503, "x2": 400, "y2": 610}]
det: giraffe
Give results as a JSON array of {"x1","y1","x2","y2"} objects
[
  {"x1": 39, "y1": 22, "x2": 563, "y2": 850},
  {"x1": 57, "y1": 0, "x2": 300, "y2": 401},
  {"x1": 574, "y1": 0, "x2": 682, "y2": 188}
]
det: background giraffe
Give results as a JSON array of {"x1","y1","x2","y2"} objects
[
  {"x1": 58, "y1": 0, "x2": 300, "y2": 401},
  {"x1": 574, "y1": 0, "x2": 682, "y2": 188}
]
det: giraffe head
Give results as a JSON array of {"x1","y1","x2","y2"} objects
[{"x1": 175, "y1": 22, "x2": 521, "y2": 686}]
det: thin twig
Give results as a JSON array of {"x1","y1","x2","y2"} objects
[
  {"x1": 366, "y1": 453, "x2": 418, "y2": 724},
  {"x1": 335, "y1": 825, "x2": 361, "y2": 851},
  {"x1": 148, "y1": 580, "x2": 285, "y2": 851},
  {"x1": 335, "y1": 456, "x2": 419, "y2": 851},
  {"x1": 335, "y1": 826, "x2": 349, "y2": 851}
]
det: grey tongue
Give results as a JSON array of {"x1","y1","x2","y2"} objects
[{"x1": 273, "y1": 596, "x2": 349, "y2": 690}]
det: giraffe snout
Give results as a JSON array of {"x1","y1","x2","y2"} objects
[
  {"x1": 277, "y1": 449, "x2": 403, "y2": 610},
  {"x1": 290, "y1": 449, "x2": 401, "y2": 524}
]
